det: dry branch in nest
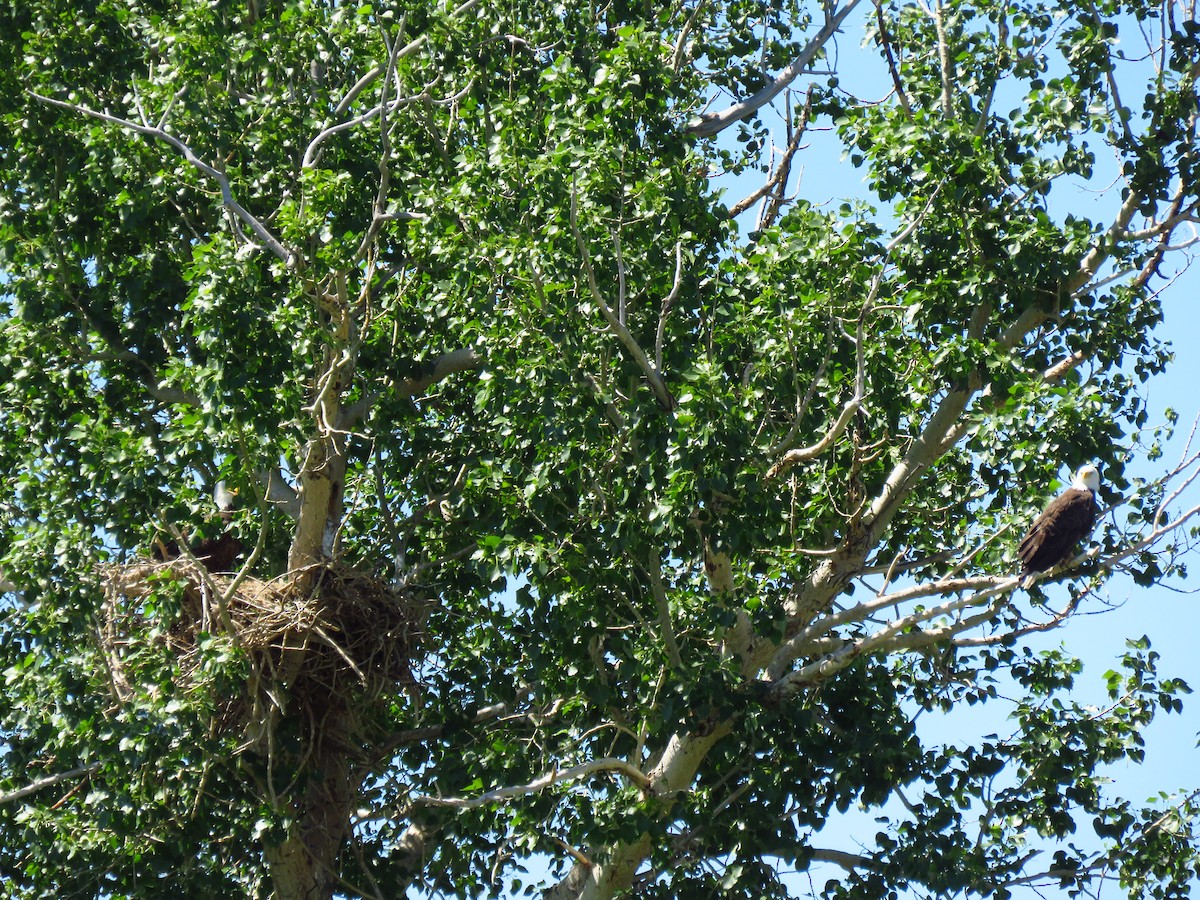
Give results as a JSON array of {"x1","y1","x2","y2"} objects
[{"x1": 100, "y1": 558, "x2": 430, "y2": 743}]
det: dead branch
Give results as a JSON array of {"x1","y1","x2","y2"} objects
[
  {"x1": 874, "y1": 0, "x2": 914, "y2": 121},
  {"x1": 728, "y1": 86, "x2": 814, "y2": 220}
]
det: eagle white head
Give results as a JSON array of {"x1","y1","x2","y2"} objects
[
  {"x1": 1071, "y1": 465, "x2": 1100, "y2": 494},
  {"x1": 214, "y1": 481, "x2": 239, "y2": 514}
]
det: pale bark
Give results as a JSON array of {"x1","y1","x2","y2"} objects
[
  {"x1": 686, "y1": 0, "x2": 865, "y2": 137},
  {"x1": 0, "y1": 763, "x2": 99, "y2": 806},
  {"x1": 546, "y1": 725, "x2": 731, "y2": 899},
  {"x1": 28, "y1": 92, "x2": 296, "y2": 266},
  {"x1": 263, "y1": 707, "x2": 358, "y2": 900}
]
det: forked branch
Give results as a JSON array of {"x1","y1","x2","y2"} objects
[{"x1": 570, "y1": 182, "x2": 675, "y2": 410}]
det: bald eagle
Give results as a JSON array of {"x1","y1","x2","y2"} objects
[
  {"x1": 1018, "y1": 465, "x2": 1100, "y2": 578},
  {"x1": 153, "y1": 482, "x2": 243, "y2": 574}
]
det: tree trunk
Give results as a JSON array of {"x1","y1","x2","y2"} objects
[{"x1": 263, "y1": 704, "x2": 356, "y2": 900}]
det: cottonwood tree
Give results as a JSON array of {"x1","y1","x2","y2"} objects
[{"x1": 2, "y1": 0, "x2": 1200, "y2": 897}]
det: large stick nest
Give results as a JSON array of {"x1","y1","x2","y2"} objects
[{"x1": 100, "y1": 558, "x2": 429, "y2": 735}]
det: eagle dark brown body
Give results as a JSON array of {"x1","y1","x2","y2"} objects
[
  {"x1": 192, "y1": 532, "x2": 244, "y2": 574},
  {"x1": 1018, "y1": 466, "x2": 1100, "y2": 577},
  {"x1": 151, "y1": 482, "x2": 243, "y2": 574},
  {"x1": 152, "y1": 531, "x2": 244, "y2": 574}
]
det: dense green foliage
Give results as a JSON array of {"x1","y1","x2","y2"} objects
[{"x1": 1, "y1": 0, "x2": 1199, "y2": 897}]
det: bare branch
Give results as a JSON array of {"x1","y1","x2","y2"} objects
[
  {"x1": 768, "y1": 180, "x2": 947, "y2": 480},
  {"x1": 303, "y1": 81, "x2": 431, "y2": 170},
  {"x1": 333, "y1": 67, "x2": 386, "y2": 118},
  {"x1": 817, "y1": 299, "x2": 1041, "y2": 584},
  {"x1": 766, "y1": 332, "x2": 832, "y2": 458},
  {"x1": 810, "y1": 847, "x2": 887, "y2": 873},
  {"x1": 550, "y1": 724, "x2": 732, "y2": 897},
  {"x1": 1000, "y1": 787, "x2": 1200, "y2": 890},
  {"x1": 644, "y1": 551, "x2": 685, "y2": 670},
  {"x1": 655, "y1": 241, "x2": 685, "y2": 371},
  {"x1": 349, "y1": 22, "x2": 405, "y2": 266},
  {"x1": 874, "y1": 0, "x2": 914, "y2": 121},
  {"x1": 953, "y1": 586, "x2": 1086, "y2": 648},
  {"x1": 1042, "y1": 350, "x2": 1088, "y2": 384},
  {"x1": 255, "y1": 468, "x2": 302, "y2": 521},
  {"x1": 1068, "y1": 188, "x2": 1144, "y2": 295},
  {"x1": 338, "y1": 348, "x2": 483, "y2": 430},
  {"x1": 928, "y1": 0, "x2": 955, "y2": 119},
  {"x1": 686, "y1": 0, "x2": 865, "y2": 138},
  {"x1": 672, "y1": 0, "x2": 709, "y2": 72},
  {"x1": 765, "y1": 398, "x2": 861, "y2": 479},
  {"x1": 769, "y1": 572, "x2": 1009, "y2": 679},
  {"x1": 304, "y1": 0, "x2": 482, "y2": 169},
  {"x1": 768, "y1": 481, "x2": 1200, "y2": 690},
  {"x1": 394, "y1": 347, "x2": 483, "y2": 398},
  {"x1": 770, "y1": 577, "x2": 1019, "y2": 698},
  {"x1": 1085, "y1": 0, "x2": 1137, "y2": 149},
  {"x1": 728, "y1": 87, "x2": 813, "y2": 220}
]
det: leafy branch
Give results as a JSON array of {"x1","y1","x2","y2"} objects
[
  {"x1": 28, "y1": 91, "x2": 296, "y2": 266},
  {"x1": 408, "y1": 757, "x2": 651, "y2": 811},
  {"x1": 686, "y1": 0, "x2": 866, "y2": 137},
  {"x1": 570, "y1": 180, "x2": 676, "y2": 411}
]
